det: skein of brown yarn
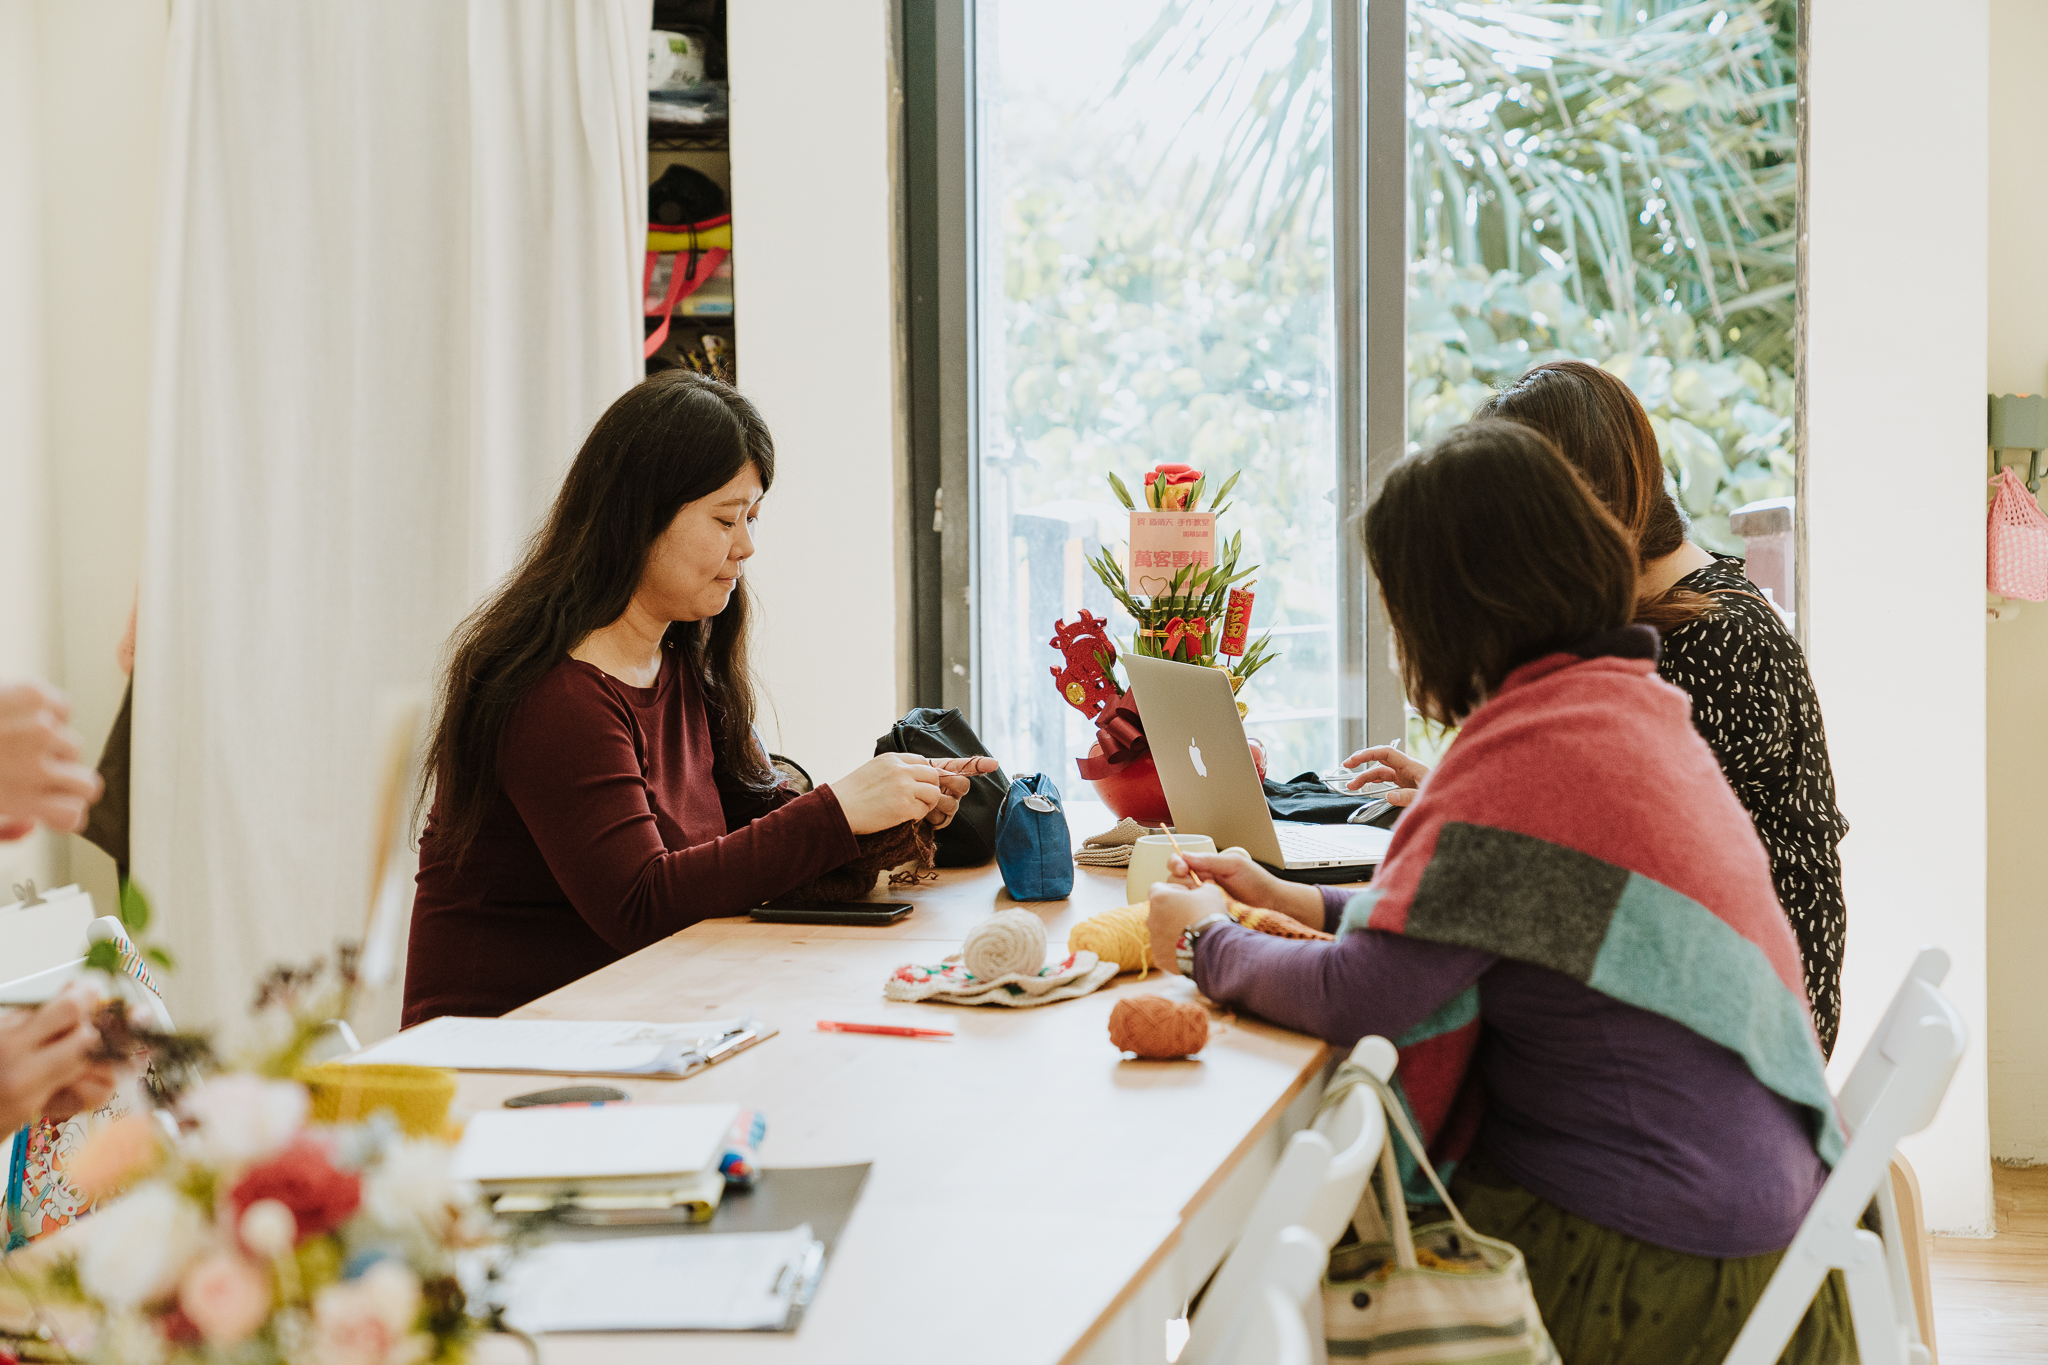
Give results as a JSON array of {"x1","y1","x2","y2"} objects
[
  {"x1": 1108, "y1": 996, "x2": 1210, "y2": 1059},
  {"x1": 779, "y1": 819, "x2": 937, "y2": 903}
]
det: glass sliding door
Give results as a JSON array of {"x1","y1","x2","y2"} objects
[{"x1": 973, "y1": 0, "x2": 1340, "y2": 786}]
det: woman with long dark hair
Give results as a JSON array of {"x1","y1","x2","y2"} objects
[
  {"x1": 1147, "y1": 420, "x2": 1851, "y2": 1363},
  {"x1": 1347, "y1": 360, "x2": 1850, "y2": 1057},
  {"x1": 403, "y1": 371, "x2": 990, "y2": 1024}
]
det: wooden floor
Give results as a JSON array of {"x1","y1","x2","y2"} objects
[{"x1": 1929, "y1": 1165, "x2": 2048, "y2": 1362}]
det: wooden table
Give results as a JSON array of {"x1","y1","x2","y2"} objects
[{"x1": 458, "y1": 804, "x2": 1347, "y2": 1365}]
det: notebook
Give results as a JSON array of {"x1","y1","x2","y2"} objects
[
  {"x1": 490, "y1": 1166, "x2": 726, "y2": 1224},
  {"x1": 0, "y1": 885, "x2": 98, "y2": 996},
  {"x1": 452, "y1": 1102, "x2": 739, "y2": 1195},
  {"x1": 344, "y1": 1015, "x2": 775, "y2": 1078}
]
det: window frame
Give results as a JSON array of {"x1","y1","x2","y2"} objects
[{"x1": 902, "y1": 0, "x2": 1408, "y2": 745}]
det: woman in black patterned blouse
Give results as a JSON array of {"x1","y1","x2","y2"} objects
[{"x1": 1348, "y1": 361, "x2": 1851, "y2": 1057}]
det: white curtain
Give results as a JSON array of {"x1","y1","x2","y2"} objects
[{"x1": 133, "y1": 0, "x2": 650, "y2": 1032}]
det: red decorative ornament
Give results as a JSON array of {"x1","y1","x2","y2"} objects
[
  {"x1": 1161, "y1": 615, "x2": 1207, "y2": 659},
  {"x1": 1049, "y1": 611, "x2": 1121, "y2": 720},
  {"x1": 1220, "y1": 586, "x2": 1255, "y2": 657}
]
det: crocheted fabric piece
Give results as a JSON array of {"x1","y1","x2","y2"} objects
[
  {"x1": 780, "y1": 818, "x2": 936, "y2": 903},
  {"x1": 1073, "y1": 816, "x2": 1156, "y2": 868},
  {"x1": 1230, "y1": 903, "x2": 1334, "y2": 941},
  {"x1": 883, "y1": 950, "x2": 1119, "y2": 1007}
]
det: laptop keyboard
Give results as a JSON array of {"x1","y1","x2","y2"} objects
[{"x1": 1276, "y1": 827, "x2": 1382, "y2": 862}]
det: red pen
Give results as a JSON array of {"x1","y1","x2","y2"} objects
[{"x1": 816, "y1": 1020, "x2": 953, "y2": 1039}]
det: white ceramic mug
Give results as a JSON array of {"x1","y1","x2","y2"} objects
[{"x1": 1127, "y1": 833, "x2": 1216, "y2": 905}]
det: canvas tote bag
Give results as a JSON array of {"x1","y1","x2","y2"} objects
[{"x1": 1319, "y1": 1063, "x2": 1558, "y2": 1364}]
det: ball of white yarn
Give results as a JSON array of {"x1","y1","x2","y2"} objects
[{"x1": 962, "y1": 909, "x2": 1047, "y2": 980}]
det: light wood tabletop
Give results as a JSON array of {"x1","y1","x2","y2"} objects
[{"x1": 456, "y1": 802, "x2": 1353, "y2": 1365}]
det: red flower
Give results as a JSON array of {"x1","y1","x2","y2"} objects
[
  {"x1": 228, "y1": 1133, "x2": 362, "y2": 1245},
  {"x1": 157, "y1": 1307, "x2": 204, "y2": 1346},
  {"x1": 1144, "y1": 463, "x2": 1201, "y2": 485}
]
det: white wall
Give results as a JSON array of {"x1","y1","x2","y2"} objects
[
  {"x1": 1985, "y1": 0, "x2": 2048, "y2": 1167},
  {"x1": 727, "y1": 0, "x2": 906, "y2": 781},
  {"x1": 1807, "y1": 0, "x2": 1992, "y2": 1231},
  {"x1": 0, "y1": 0, "x2": 56, "y2": 898},
  {"x1": 39, "y1": 0, "x2": 167, "y2": 916},
  {"x1": 0, "y1": 0, "x2": 165, "y2": 907}
]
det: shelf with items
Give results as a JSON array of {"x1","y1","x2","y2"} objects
[
  {"x1": 646, "y1": 0, "x2": 732, "y2": 381},
  {"x1": 648, "y1": 119, "x2": 728, "y2": 153}
]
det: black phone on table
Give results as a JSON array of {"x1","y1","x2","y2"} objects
[{"x1": 750, "y1": 902, "x2": 914, "y2": 926}]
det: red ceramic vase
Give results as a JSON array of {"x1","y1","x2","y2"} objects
[{"x1": 1082, "y1": 746, "x2": 1172, "y2": 825}]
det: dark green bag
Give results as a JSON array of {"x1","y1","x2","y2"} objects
[{"x1": 874, "y1": 708, "x2": 1009, "y2": 867}]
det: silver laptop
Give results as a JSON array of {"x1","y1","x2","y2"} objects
[{"x1": 1122, "y1": 654, "x2": 1393, "y2": 878}]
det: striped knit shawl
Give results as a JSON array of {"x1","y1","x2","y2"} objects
[{"x1": 1340, "y1": 629, "x2": 1843, "y2": 1190}]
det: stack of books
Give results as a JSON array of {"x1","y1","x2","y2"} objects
[{"x1": 453, "y1": 1101, "x2": 740, "y2": 1225}]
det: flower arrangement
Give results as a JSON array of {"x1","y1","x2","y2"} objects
[
  {"x1": 1051, "y1": 464, "x2": 1279, "y2": 817},
  {"x1": 1087, "y1": 464, "x2": 1276, "y2": 689},
  {"x1": 0, "y1": 1076, "x2": 507, "y2": 1365},
  {"x1": 0, "y1": 952, "x2": 519, "y2": 1365}
]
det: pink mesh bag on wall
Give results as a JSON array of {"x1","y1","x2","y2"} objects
[{"x1": 1989, "y1": 466, "x2": 2048, "y2": 600}]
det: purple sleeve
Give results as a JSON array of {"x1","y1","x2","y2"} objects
[
  {"x1": 1318, "y1": 885, "x2": 1356, "y2": 934},
  {"x1": 1192, "y1": 923, "x2": 1495, "y2": 1047}
]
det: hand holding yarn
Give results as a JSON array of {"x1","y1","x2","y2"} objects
[
  {"x1": 962, "y1": 908, "x2": 1047, "y2": 980},
  {"x1": 1109, "y1": 996, "x2": 1210, "y2": 1060}
]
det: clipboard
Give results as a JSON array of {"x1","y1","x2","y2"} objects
[
  {"x1": 345, "y1": 1016, "x2": 778, "y2": 1079},
  {"x1": 469, "y1": 1164, "x2": 871, "y2": 1333}
]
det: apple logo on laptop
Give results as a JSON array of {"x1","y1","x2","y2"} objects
[{"x1": 1188, "y1": 740, "x2": 1207, "y2": 778}]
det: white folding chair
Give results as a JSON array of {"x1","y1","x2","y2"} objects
[
  {"x1": 1724, "y1": 948, "x2": 1966, "y2": 1365},
  {"x1": 1182, "y1": 1035, "x2": 1397, "y2": 1365},
  {"x1": 1220, "y1": 1226, "x2": 1325, "y2": 1365}
]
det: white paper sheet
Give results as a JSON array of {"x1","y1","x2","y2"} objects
[
  {"x1": 452, "y1": 1102, "x2": 739, "y2": 1188},
  {"x1": 486, "y1": 1225, "x2": 822, "y2": 1332},
  {"x1": 344, "y1": 1016, "x2": 763, "y2": 1076}
]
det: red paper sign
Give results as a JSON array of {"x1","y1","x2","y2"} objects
[{"x1": 1220, "y1": 587, "x2": 1255, "y2": 656}]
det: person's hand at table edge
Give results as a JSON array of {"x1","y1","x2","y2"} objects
[
  {"x1": 0, "y1": 983, "x2": 133, "y2": 1132},
  {"x1": 1147, "y1": 881, "x2": 1231, "y2": 978},
  {"x1": 1341, "y1": 744, "x2": 1429, "y2": 807},
  {"x1": 0, "y1": 680, "x2": 103, "y2": 837},
  {"x1": 1169, "y1": 849, "x2": 1323, "y2": 928}
]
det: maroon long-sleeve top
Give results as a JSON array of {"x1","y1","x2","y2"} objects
[{"x1": 402, "y1": 651, "x2": 858, "y2": 1025}]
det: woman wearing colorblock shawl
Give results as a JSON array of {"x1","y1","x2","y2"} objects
[
  {"x1": 1346, "y1": 361, "x2": 1852, "y2": 1059},
  {"x1": 1148, "y1": 420, "x2": 1855, "y2": 1364}
]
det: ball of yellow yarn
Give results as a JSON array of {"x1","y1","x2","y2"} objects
[
  {"x1": 1069, "y1": 905, "x2": 1154, "y2": 976},
  {"x1": 1109, "y1": 996, "x2": 1210, "y2": 1059}
]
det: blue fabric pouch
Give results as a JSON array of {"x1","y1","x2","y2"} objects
[{"x1": 994, "y1": 774, "x2": 1074, "y2": 902}]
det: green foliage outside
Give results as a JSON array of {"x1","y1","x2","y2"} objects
[
  {"x1": 1401, "y1": 0, "x2": 1800, "y2": 551},
  {"x1": 993, "y1": 0, "x2": 1798, "y2": 774}
]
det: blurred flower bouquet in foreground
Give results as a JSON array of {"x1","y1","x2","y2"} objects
[{"x1": 0, "y1": 953, "x2": 520, "y2": 1365}]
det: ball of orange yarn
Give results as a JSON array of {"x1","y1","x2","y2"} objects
[{"x1": 1109, "y1": 996, "x2": 1210, "y2": 1060}]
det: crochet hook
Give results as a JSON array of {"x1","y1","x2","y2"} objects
[
  {"x1": 1160, "y1": 826, "x2": 1206, "y2": 887},
  {"x1": 816, "y1": 1021, "x2": 953, "y2": 1039}
]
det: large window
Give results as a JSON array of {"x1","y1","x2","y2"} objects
[
  {"x1": 911, "y1": 0, "x2": 1801, "y2": 777},
  {"x1": 972, "y1": 0, "x2": 1339, "y2": 785}
]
